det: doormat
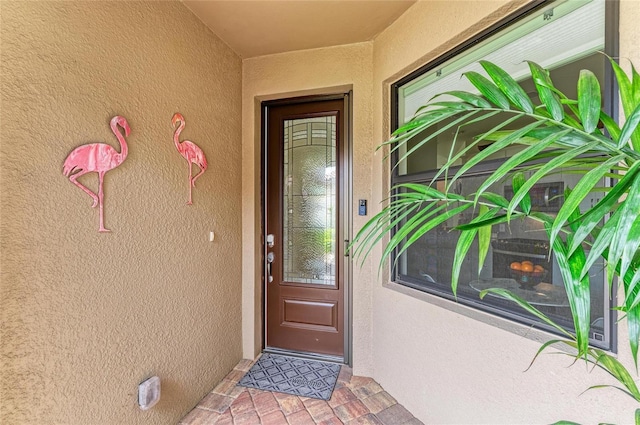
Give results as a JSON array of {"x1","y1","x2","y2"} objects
[{"x1": 238, "y1": 353, "x2": 341, "y2": 400}]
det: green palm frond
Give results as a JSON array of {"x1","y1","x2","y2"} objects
[{"x1": 350, "y1": 59, "x2": 640, "y2": 407}]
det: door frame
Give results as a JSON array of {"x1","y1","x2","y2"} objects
[{"x1": 261, "y1": 92, "x2": 353, "y2": 365}]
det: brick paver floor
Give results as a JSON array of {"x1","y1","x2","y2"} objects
[{"x1": 180, "y1": 357, "x2": 423, "y2": 425}]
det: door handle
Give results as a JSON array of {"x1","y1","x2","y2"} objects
[{"x1": 267, "y1": 251, "x2": 275, "y2": 283}]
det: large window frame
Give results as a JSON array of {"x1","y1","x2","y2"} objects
[{"x1": 389, "y1": 0, "x2": 619, "y2": 351}]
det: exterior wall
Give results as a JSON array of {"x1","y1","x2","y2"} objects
[
  {"x1": 241, "y1": 43, "x2": 375, "y2": 374},
  {"x1": 370, "y1": 0, "x2": 640, "y2": 424},
  {"x1": 620, "y1": 0, "x2": 640, "y2": 79},
  {"x1": 0, "y1": 2, "x2": 242, "y2": 424}
]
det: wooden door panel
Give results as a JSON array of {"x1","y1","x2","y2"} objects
[{"x1": 283, "y1": 299, "x2": 338, "y2": 330}]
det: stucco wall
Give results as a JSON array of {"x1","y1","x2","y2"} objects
[
  {"x1": 370, "y1": 0, "x2": 640, "y2": 424},
  {"x1": 0, "y1": 2, "x2": 242, "y2": 424},
  {"x1": 241, "y1": 43, "x2": 375, "y2": 373}
]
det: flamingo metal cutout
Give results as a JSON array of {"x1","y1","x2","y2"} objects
[
  {"x1": 63, "y1": 115, "x2": 130, "y2": 232},
  {"x1": 172, "y1": 113, "x2": 208, "y2": 205}
]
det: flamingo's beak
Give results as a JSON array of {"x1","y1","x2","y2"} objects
[{"x1": 124, "y1": 122, "x2": 131, "y2": 137}]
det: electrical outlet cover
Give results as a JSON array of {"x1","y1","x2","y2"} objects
[{"x1": 138, "y1": 376, "x2": 161, "y2": 410}]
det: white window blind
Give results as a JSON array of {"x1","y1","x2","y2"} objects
[{"x1": 399, "y1": 0, "x2": 605, "y2": 125}]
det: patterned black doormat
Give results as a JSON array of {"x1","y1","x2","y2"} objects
[{"x1": 238, "y1": 353, "x2": 341, "y2": 400}]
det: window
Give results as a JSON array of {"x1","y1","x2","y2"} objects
[{"x1": 390, "y1": 0, "x2": 616, "y2": 350}]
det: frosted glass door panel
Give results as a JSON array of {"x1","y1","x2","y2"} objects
[{"x1": 283, "y1": 117, "x2": 336, "y2": 285}]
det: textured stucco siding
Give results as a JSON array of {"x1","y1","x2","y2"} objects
[{"x1": 0, "y1": 2, "x2": 243, "y2": 424}]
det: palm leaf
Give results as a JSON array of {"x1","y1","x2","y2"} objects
[
  {"x1": 451, "y1": 205, "x2": 495, "y2": 296},
  {"x1": 609, "y1": 57, "x2": 640, "y2": 151},
  {"x1": 479, "y1": 192, "x2": 510, "y2": 209},
  {"x1": 474, "y1": 129, "x2": 571, "y2": 202},
  {"x1": 391, "y1": 203, "x2": 473, "y2": 263},
  {"x1": 463, "y1": 71, "x2": 510, "y2": 109},
  {"x1": 590, "y1": 348, "x2": 640, "y2": 401},
  {"x1": 577, "y1": 70, "x2": 601, "y2": 133},
  {"x1": 451, "y1": 227, "x2": 478, "y2": 298},
  {"x1": 507, "y1": 143, "x2": 598, "y2": 221},
  {"x1": 618, "y1": 103, "x2": 640, "y2": 149},
  {"x1": 626, "y1": 300, "x2": 640, "y2": 371},
  {"x1": 549, "y1": 155, "x2": 623, "y2": 250},
  {"x1": 431, "y1": 90, "x2": 492, "y2": 108},
  {"x1": 547, "y1": 220, "x2": 590, "y2": 358},
  {"x1": 633, "y1": 64, "x2": 640, "y2": 105},
  {"x1": 511, "y1": 172, "x2": 531, "y2": 214},
  {"x1": 525, "y1": 338, "x2": 575, "y2": 372},
  {"x1": 350, "y1": 201, "x2": 421, "y2": 266},
  {"x1": 528, "y1": 61, "x2": 564, "y2": 121},
  {"x1": 479, "y1": 288, "x2": 573, "y2": 338},
  {"x1": 580, "y1": 212, "x2": 620, "y2": 283},
  {"x1": 480, "y1": 60, "x2": 534, "y2": 113},
  {"x1": 599, "y1": 110, "x2": 622, "y2": 143},
  {"x1": 386, "y1": 109, "x2": 462, "y2": 148},
  {"x1": 570, "y1": 161, "x2": 640, "y2": 257},
  {"x1": 393, "y1": 110, "x2": 473, "y2": 162},
  {"x1": 449, "y1": 120, "x2": 542, "y2": 189},
  {"x1": 432, "y1": 112, "x2": 526, "y2": 185},
  {"x1": 455, "y1": 213, "x2": 513, "y2": 231},
  {"x1": 620, "y1": 214, "x2": 640, "y2": 293},
  {"x1": 387, "y1": 110, "x2": 475, "y2": 160},
  {"x1": 477, "y1": 205, "x2": 492, "y2": 276},
  {"x1": 607, "y1": 172, "x2": 640, "y2": 286}
]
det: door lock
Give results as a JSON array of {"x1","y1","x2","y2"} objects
[{"x1": 267, "y1": 234, "x2": 275, "y2": 248}]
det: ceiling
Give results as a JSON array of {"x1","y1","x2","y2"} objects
[{"x1": 182, "y1": 0, "x2": 417, "y2": 59}]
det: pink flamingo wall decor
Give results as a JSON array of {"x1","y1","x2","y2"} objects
[
  {"x1": 172, "y1": 113, "x2": 208, "y2": 205},
  {"x1": 63, "y1": 115, "x2": 130, "y2": 232}
]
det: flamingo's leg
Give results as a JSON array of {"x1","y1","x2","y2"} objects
[
  {"x1": 192, "y1": 165, "x2": 205, "y2": 187},
  {"x1": 187, "y1": 163, "x2": 193, "y2": 205},
  {"x1": 97, "y1": 172, "x2": 110, "y2": 233},
  {"x1": 69, "y1": 172, "x2": 99, "y2": 208}
]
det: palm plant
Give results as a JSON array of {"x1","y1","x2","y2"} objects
[{"x1": 351, "y1": 58, "x2": 640, "y2": 422}]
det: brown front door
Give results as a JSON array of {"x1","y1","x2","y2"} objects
[{"x1": 265, "y1": 98, "x2": 346, "y2": 358}]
